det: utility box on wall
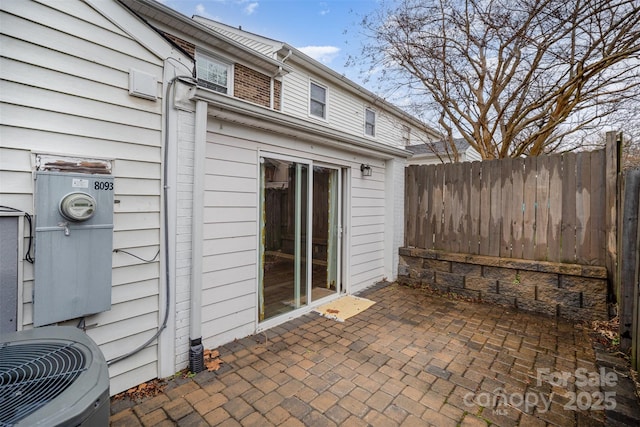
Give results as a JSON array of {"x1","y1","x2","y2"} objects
[{"x1": 34, "y1": 171, "x2": 114, "y2": 326}]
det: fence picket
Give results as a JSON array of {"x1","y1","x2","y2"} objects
[
  {"x1": 423, "y1": 165, "x2": 435, "y2": 249},
  {"x1": 461, "y1": 161, "x2": 471, "y2": 253},
  {"x1": 511, "y1": 158, "x2": 525, "y2": 259},
  {"x1": 469, "y1": 161, "x2": 481, "y2": 254},
  {"x1": 561, "y1": 153, "x2": 577, "y2": 263},
  {"x1": 523, "y1": 156, "x2": 537, "y2": 259},
  {"x1": 434, "y1": 164, "x2": 445, "y2": 250},
  {"x1": 479, "y1": 161, "x2": 492, "y2": 255},
  {"x1": 405, "y1": 166, "x2": 416, "y2": 247},
  {"x1": 535, "y1": 156, "x2": 550, "y2": 260},
  {"x1": 590, "y1": 149, "x2": 606, "y2": 265},
  {"x1": 416, "y1": 165, "x2": 427, "y2": 249},
  {"x1": 489, "y1": 160, "x2": 502, "y2": 257},
  {"x1": 576, "y1": 152, "x2": 592, "y2": 264},
  {"x1": 500, "y1": 158, "x2": 514, "y2": 257},
  {"x1": 547, "y1": 155, "x2": 563, "y2": 262}
]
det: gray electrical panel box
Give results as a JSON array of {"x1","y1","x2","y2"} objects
[{"x1": 34, "y1": 172, "x2": 114, "y2": 326}]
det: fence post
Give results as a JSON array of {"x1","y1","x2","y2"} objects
[
  {"x1": 606, "y1": 132, "x2": 620, "y2": 313},
  {"x1": 633, "y1": 176, "x2": 640, "y2": 370},
  {"x1": 620, "y1": 168, "x2": 640, "y2": 352}
]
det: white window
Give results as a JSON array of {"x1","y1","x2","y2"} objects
[
  {"x1": 365, "y1": 108, "x2": 376, "y2": 137},
  {"x1": 310, "y1": 81, "x2": 327, "y2": 119},
  {"x1": 196, "y1": 51, "x2": 232, "y2": 94},
  {"x1": 402, "y1": 125, "x2": 411, "y2": 145}
]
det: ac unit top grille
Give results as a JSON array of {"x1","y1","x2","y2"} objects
[{"x1": 0, "y1": 342, "x2": 88, "y2": 426}]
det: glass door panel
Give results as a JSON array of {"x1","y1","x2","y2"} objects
[
  {"x1": 260, "y1": 157, "x2": 309, "y2": 321},
  {"x1": 311, "y1": 166, "x2": 340, "y2": 302}
]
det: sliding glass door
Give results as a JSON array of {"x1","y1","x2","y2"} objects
[{"x1": 259, "y1": 155, "x2": 341, "y2": 322}]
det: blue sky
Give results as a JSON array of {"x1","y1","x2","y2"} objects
[{"x1": 160, "y1": 0, "x2": 379, "y2": 86}]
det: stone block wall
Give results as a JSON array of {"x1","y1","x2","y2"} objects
[{"x1": 397, "y1": 248, "x2": 608, "y2": 322}]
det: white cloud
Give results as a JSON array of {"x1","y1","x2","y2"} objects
[
  {"x1": 244, "y1": 2, "x2": 259, "y2": 14},
  {"x1": 192, "y1": 3, "x2": 222, "y2": 19},
  {"x1": 319, "y1": 2, "x2": 330, "y2": 15},
  {"x1": 298, "y1": 46, "x2": 341, "y2": 65}
]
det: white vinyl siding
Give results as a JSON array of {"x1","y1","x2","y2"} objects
[
  {"x1": 350, "y1": 166, "x2": 386, "y2": 291},
  {"x1": 200, "y1": 133, "x2": 258, "y2": 348},
  {"x1": 281, "y1": 68, "x2": 423, "y2": 149},
  {"x1": 0, "y1": 0, "x2": 176, "y2": 395}
]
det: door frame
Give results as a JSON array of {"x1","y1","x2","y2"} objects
[{"x1": 256, "y1": 151, "x2": 346, "y2": 331}]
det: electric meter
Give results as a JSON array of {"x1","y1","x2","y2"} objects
[{"x1": 59, "y1": 192, "x2": 97, "y2": 221}]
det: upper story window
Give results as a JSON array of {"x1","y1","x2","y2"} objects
[
  {"x1": 196, "y1": 51, "x2": 232, "y2": 94},
  {"x1": 402, "y1": 125, "x2": 411, "y2": 145},
  {"x1": 365, "y1": 108, "x2": 376, "y2": 137},
  {"x1": 310, "y1": 81, "x2": 327, "y2": 119}
]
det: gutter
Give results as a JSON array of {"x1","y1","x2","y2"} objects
[{"x1": 190, "y1": 87, "x2": 412, "y2": 160}]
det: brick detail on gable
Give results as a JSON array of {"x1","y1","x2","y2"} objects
[
  {"x1": 163, "y1": 32, "x2": 195, "y2": 58},
  {"x1": 234, "y1": 63, "x2": 280, "y2": 109}
]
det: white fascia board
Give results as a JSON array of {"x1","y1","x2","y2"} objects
[{"x1": 191, "y1": 87, "x2": 411, "y2": 160}]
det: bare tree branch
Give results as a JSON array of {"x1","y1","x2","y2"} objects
[{"x1": 353, "y1": 0, "x2": 640, "y2": 159}]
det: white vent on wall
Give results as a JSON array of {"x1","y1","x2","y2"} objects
[{"x1": 129, "y1": 68, "x2": 157, "y2": 100}]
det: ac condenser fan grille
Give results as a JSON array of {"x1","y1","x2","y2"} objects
[{"x1": 0, "y1": 342, "x2": 87, "y2": 426}]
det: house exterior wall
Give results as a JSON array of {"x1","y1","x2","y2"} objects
[
  {"x1": 0, "y1": 0, "x2": 191, "y2": 395},
  {"x1": 280, "y1": 67, "x2": 434, "y2": 150},
  {"x1": 196, "y1": 116, "x2": 395, "y2": 349}
]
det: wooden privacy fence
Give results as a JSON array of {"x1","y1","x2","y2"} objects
[{"x1": 405, "y1": 144, "x2": 618, "y2": 267}]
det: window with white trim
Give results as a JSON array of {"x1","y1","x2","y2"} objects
[
  {"x1": 365, "y1": 108, "x2": 376, "y2": 137},
  {"x1": 402, "y1": 125, "x2": 411, "y2": 145},
  {"x1": 196, "y1": 51, "x2": 232, "y2": 94},
  {"x1": 310, "y1": 81, "x2": 327, "y2": 119}
]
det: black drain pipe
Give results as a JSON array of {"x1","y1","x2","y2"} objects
[{"x1": 189, "y1": 338, "x2": 205, "y2": 373}]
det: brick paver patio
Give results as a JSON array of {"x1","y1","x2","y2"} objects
[{"x1": 110, "y1": 282, "x2": 640, "y2": 426}]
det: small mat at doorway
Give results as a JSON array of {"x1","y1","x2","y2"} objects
[{"x1": 313, "y1": 295, "x2": 376, "y2": 322}]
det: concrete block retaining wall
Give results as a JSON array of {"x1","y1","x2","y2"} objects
[{"x1": 397, "y1": 247, "x2": 608, "y2": 322}]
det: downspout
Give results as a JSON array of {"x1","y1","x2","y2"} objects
[
  {"x1": 189, "y1": 99, "x2": 208, "y2": 373},
  {"x1": 270, "y1": 49, "x2": 292, "y2": 111}
]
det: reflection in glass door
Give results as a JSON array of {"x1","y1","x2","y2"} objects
[
  {"x1": 259, "y1": 156, "x2": 341, "y2": 322},
  {"x1": 310, "y1": 166, "x2": 340, "y2": 303}
]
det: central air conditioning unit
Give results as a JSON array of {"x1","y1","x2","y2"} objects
[{"x1": 0, "y1": 326, "x2": 109, "y2": 426}]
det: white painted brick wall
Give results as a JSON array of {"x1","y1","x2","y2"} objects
[
  {"x1": 384, "y1": 157, "x2": 406, "y2": 281},
  {"x1": 392, "y1": 157, "x2": 405, "y2": 279}
]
